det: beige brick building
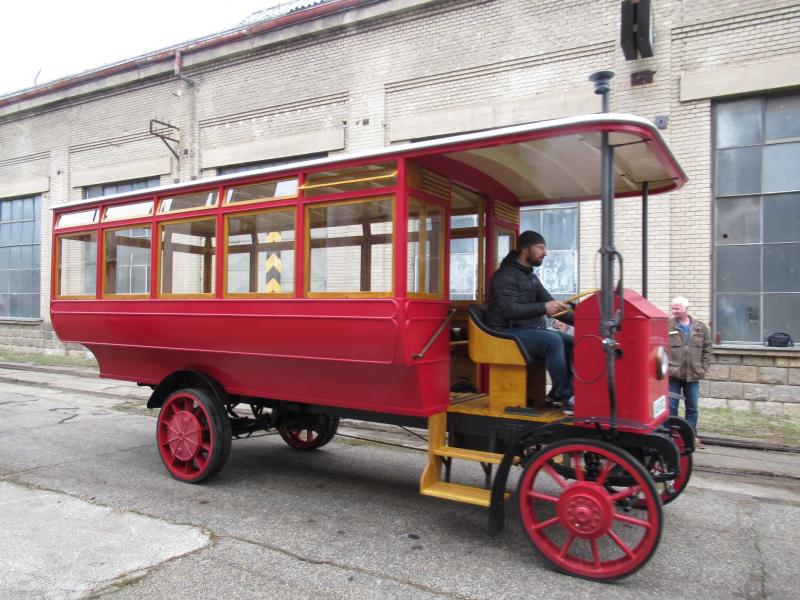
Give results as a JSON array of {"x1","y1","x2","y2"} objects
[{"x1": 1, "y1": 0, "x2": 798, "y2": 412}]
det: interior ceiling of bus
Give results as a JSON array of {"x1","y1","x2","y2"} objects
[{"x1": 443, "y1": 130, "x2": 679, "y2": 203}]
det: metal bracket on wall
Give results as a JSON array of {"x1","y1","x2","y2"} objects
[{"x1": 149, "y1": 119, "x2": 181, "y2": 160}]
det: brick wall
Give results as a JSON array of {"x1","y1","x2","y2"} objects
[{"x1": 0, "y1": 0, "x2": 797, "y2": 410}]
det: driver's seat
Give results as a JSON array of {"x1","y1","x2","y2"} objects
[{"x1": 467, "y1": 305, "x2": 546, "y2": 412}]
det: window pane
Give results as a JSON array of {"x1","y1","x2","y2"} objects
[
  {"x1": 450, "y1": 237, "x2": 478, "y2": 301},
  {"x1": 58, "y1": 232, "x2": 97, "y2": 297},
  {"x1": 716, "y1": 245, "x2": 760, "y2": 292},
  {"x1": 716, "y1": 293, "x2": 761, "y2": 343},
  {"x1": 763, "y1": 143, "x2": 800, "y2": 193},
  {"x1": 763, "y1": 293, "x2": 800, "y2": 341},
  {"x1": 541, "y1": 208, "x2": 577, "y2": 250},
  {"x1": 520, "y1": 208, "x2": 542, "y2": 233},
  {"x1": 494, "y1": 228, "x2": 514, "y2": 269},
  {"x1": 159, "y1": 191, "x2": 218, "y2": 213},
  {"x1": 407, "y1": 200, "x2": 444, "y2": 295},
  {"x1": 105, "y1": 227, "x2": 151, "y2": 295},
  {"x1": 716, "y1": 147, "x2": 761, "y2": 196},
  {"x1": 226, "y1": 209, "x2": 295, "y2": 294},
  {"x1": 304, "y1": 163, "x2": 396, "y2": 197},
  {"x1": 765, "y1": 95, "x2": 800, "y2": 141},
  {"x1": 225, "y1": 179, "x2": 298, "y2": 204},
  {"x1": 450, "y1": 185, "x2": 481, "y2": 229},
  {"x1": 716, "y1": 196, "x2": 760, "y2": 244},
  {"x1": 763, "y1": 193, "x2": 800, "y2": 243},
  {"x1": 308, "y1": 199, "x2": 393, "y2": 293},
  {"x1": 103, "y1": 201, "x2": 154, "y2": 221},
  {"x1": 716, "y1": 99, "x2": 762, "y2": 148},
  {"x1": 764, "y1": 243, "x2": 800, "y2": 292},
  {"x1": 58, "y1": 209, "x2": 99, "y2": 228},
  {"x1": 536, "y1": 250, "x2": 577, "y2": 296},
  {"x1": 160, "y1": 219, "x2": 217, "y2": 295}
]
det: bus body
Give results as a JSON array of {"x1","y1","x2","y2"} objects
[{"x1": 50, "y1": 113, "x2": 692, "y2": 581}]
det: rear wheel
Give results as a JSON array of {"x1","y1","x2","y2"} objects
[
  {"x1": 156, "y1": 388, "x2": 232, "y2": 483},
  {"x1": 277, "y1": 413, "x2": 340, "y2": 451},
  {"x1": 643, "y1": 427, "x2": 692, "y2": 506},
  {"x1": 517, "y1": 438, "x2": 663, "y2": 581}
]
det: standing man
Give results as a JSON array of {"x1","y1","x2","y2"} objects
[
  {"x1": 487, "y1": 231, "x2": 574, "y2": 412},
  {"x1": 668, "y1": 296, "x2": 713, "y2": 446}
]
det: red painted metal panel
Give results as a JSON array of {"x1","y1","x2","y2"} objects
[{"x1": 573, "y1": 289, "x2": 669, "y2": 432}]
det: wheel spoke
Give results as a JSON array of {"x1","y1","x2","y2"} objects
[
  {"x1": 306, "y1": 428, "x2": 314, "y2": 442},
  {"x1": 526, "y1": 491, "x2": 559, "y2": 503},
  {"x1": 542, "y1": 462, "x2": 568, "y2": 489},
  {"x1": 591, "y1": 539, "x2": 601, "y2": 568},
  {"x1": 613, "y1": 512, "x2": 652, "y2": 530},
  {"x1": 595, "y1": 459, "x2": 614, "y2": 486},
  {"x1": 532, "y1": 516, "x2": 560, "y2": 531},
  {"x1": 607, "y1": 529, "x2": 636, "y2": 559},
  {"x1": 609, "y1": 485, "x2": 641, "y2": 502},
  {"x1": 571, "y1": 452, "x2": 585, "y2": 481},
  {"x1": 559, "y1": 535, "x2": 576, "y2": 558}
]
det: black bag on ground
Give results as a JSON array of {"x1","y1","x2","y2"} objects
[{"x1": 765, "y1": 332, "x2": 794, "y2": 347}]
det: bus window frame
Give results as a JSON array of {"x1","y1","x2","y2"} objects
[
  {"x1": 303, "y1": 195, "x2": 396, "y2": 299},
  {"x1": 223, "y1": 177, "x2": 299, "y2": 208},
  {"x1": 157, "y1": 214, "x2": 219, "y2": 299},
  {"x1": 407, "y1": 197, "x2": 446, "y2": 300},
  {"x1": 102, "y1": 223, "x2": 153, "y2": 299},
  {"x1": 54, "y1": 229, "x2": 99, "y2": 300},
  {"x1": 157, "y1": 188, "x2": 220, "y2": 216},
  {"x1": 223, "y1": 205, "x2": 298, "y2": 299}
]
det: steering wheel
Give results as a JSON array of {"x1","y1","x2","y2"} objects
[{"x1": 552, "y1": 288, "x2": 599, "y2": 318}]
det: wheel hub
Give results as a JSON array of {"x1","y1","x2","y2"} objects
[
  {"x1": 557, "y1": 483, "x2": 614, "y2": 538},
  {"x1": 168, "y1": 410, "x2": 202, "y2": 461}
]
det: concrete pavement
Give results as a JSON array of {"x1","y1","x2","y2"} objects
[{"x1": 0, "y1": 361, "x2": 798, "y2": 598}]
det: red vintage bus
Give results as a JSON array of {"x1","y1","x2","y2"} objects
[{"x1": 51, "y1": 82, "x2": 692, "y2": 580}]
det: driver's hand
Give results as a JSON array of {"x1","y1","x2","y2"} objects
[{"x1": 545, "y1": 300, "x2": 570, "y2": 316}]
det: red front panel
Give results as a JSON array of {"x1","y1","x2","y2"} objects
[
  {"x1": 573, "y1": 290, "x2": 669, "y2": 430},
  {"x1": 51, "y1": 298, "x2": 451, "y2": 416}
]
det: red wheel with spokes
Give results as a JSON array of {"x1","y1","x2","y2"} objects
[
  {"x1": 157, "y1": 388, "x2": 232, "y2": 483},
  {"x1": 277, "y1": 414, "x2": 339, "y2": 451},
  {"x1": 643, "y1": 427, "x2": 692, "y2": 506},
  {"x1": 517, "y1": 438, "x2": 663, "y2": 581}
]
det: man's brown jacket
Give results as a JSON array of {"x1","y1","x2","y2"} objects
[{"x1": 668, "y1": 316, "x2": 713, "y2": 382}]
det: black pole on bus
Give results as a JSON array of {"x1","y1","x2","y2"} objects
[
  {"x1": 642, "y1": 180, "x2": 649, "y2": 298},
  {"x1": 590, "y1": 70, "x2": 621, "y2": 433}
]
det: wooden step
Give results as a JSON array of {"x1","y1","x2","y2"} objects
[
  {"x1": 433, "y1": 446, "x2": 504, "y2": 464},
  {"x1": 420, "y1": 481, "x2": 493, "y2": 507}
]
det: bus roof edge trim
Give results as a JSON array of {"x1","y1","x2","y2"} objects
[{"x1": 51, "y1": 113, "x2": 686, "y2": 211}]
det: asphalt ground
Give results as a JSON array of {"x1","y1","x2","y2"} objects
[{"x1": 0, "y1": 363, "x2": 798, "y2": 599}]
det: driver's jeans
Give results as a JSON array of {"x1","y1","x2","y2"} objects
[{"x1": 506, "y1": 327, "x2": 574, "y2": 401}]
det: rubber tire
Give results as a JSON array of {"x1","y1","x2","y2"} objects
[
  {"x1": 156, "y1": 388, "x2": 232, "y2": 483},
  {"x1": 277, "y1": 414, "x2": 340, "y2": 451}
]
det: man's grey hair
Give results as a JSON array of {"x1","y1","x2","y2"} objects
[{"x1": 671, "y1": 296, "x2": 690, "y2": 308}]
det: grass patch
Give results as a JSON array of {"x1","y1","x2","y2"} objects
[
  {"x1": 699, "y1": 407, "x2": 800, "y2": 446},
  {"x1": 0, "y1": 351, "x2": 97, "y2": 368}
]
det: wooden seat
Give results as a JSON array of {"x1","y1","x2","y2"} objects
[{"x1": 466, "y1": 305, "x2": 546, "y2": 413}]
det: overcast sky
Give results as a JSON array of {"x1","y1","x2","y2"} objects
[{"x1": 1, "y1": 1, "x2": 284, "y2": 96}]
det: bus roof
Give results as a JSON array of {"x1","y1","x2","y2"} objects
[{"x1": 51, "y1": 113, "x2": 686, "y2": 211}]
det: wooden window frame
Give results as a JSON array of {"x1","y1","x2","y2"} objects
[
  {"x1": 407, "y1": 198, "x2": 446, "y2": 300},
  {"x1": 54, "y1": 231, "x2": 98, "y2": 300},
  {"x1": 156, "y1": 215, "x2": 218, "y2": 299},
  {"x1": 102, "y1": 224, "x2": 153, "y2": 299},
  {"x1": 223, "y1": 206, "x2": 297, "y2": 299},
  {"x1": 304, "y1": 196, "x2": 395, "y2": 299}
]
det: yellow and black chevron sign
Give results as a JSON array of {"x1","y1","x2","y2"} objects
[{"x1": 265, "y1": 231, "x2": 282, "y2": 292}]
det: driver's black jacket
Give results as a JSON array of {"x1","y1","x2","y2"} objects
[{"x1": 486, "y1": 251, "x2": 574, "y2": 330}]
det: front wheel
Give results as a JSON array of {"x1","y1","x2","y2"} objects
[
  {"x1": 517, "y1": 438, "x2": 663, "y2": 581},
  {"x1": 156, "y1": 388, "x2": 232, "y2": 483}
]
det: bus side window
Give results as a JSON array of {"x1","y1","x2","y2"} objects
[
  {"x1": 226, "y1": 208, "x2": 296, "y2": 295},
  {"x1": 57, "y1": 232, "x2": 97, "y2": 298},
  {"x1": 159, "y1": 218, "x2": 217, "y2": 296}
]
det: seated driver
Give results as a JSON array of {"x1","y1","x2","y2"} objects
[{"x1": 487, "y1": 230, "x2": 574, "y2": 413}]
